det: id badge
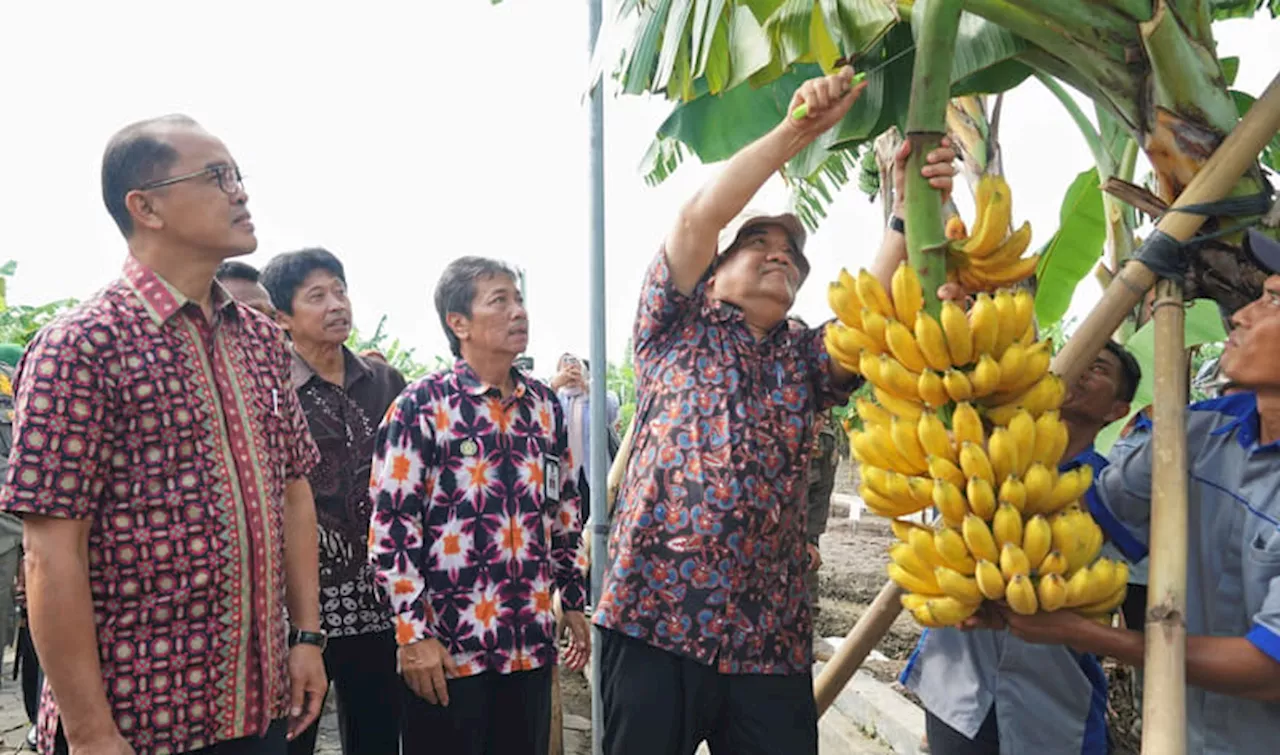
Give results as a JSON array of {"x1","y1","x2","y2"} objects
[{"x1": 544, "y1": 453, "x2": 561, "y2": 502}]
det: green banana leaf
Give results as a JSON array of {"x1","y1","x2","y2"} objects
[
  {"x1": 1033, "y1": 168, "x2": 1107, "y2": 328},
  {"x1": 1095, "y1": 299, "x2": 1229, "y2": 453}
]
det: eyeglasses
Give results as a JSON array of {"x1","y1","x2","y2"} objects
[{"x1": 137, "y1": 164, "x2": 244, "y2": 195}]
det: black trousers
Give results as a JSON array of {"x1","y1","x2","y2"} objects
[
  {"x1": 16, "y1": 622, "x2": 41, "y2": 723},
  {"x1": 598, "y1": 628, "x2": 818, "y2": 755},
  {"x1": 287, "y1": 629, "x2": 402, "y2": 755},
  {"x1": 925, "y1": 710, "x2": 1000, "y2": 755},
  {"x1": 56, "y1": 720, "x2": 287, "y2": 755},
  {"x1": 401, "y1": 666, "x2": 552, "y2": 755}
]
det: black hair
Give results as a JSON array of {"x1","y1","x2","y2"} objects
[
  {"x1": 259, "y1": 248, "x2": 347, "y2": 316},
  {"x1": 215, "y1": 260, "x2": 261, "y2": 284},
  {"x1": 1102, "y1": 340, "x2": 1141, "y2": 403},
  {"x1": 434, "y1": 256, "x2": 519, "y2": 358},
  {"x1": 101, "y1": 114, "x2": 199, "y2": 237}
]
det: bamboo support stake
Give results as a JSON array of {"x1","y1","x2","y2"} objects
[
  {"x1": 814, "y1": 70, "x2": 1280, "y2": 701},
  {"x1": 1141, "y1": 278, "x2": 1189, "y2": 755},
  {"x1": 814, "y1": 581, "x2": 905, "y2": 715}
]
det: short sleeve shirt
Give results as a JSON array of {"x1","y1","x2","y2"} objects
[{"x1": 0, "y1": 258, "x2": 319, "y2": 755}]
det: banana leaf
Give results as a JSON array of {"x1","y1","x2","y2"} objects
[
  {"x1": 1231, "y1": 89, "x2": 1280, "y2": 172},
  {"x1": 1033, "y1": 168, "x2": 1107, "y2": 327},
  {"x1": 1095, "y1": 300, "x2": 1229, "y2": 453}
]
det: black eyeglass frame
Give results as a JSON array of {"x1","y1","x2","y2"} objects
[{"x1": 136, "y1": 164, "x2": 244, "y2": 195}]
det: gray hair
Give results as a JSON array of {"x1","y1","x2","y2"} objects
[{"x1": 434, "y1": 256, "x2": 520, "y2": 357}]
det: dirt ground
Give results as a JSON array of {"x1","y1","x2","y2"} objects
[{"x1": 557, "y1": 458, "x2": 1142, "y2": 754}]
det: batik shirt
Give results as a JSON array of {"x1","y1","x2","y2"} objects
[
  {"x1": 291, "y1": 348, "x2": 405, "y2": 638},
  {"x1": 593, "y1": 250, "x2": 854, "y2": 675},
  {"x1": 0, "y1": 258, "x2": 319, "y2": 755},
  {"x1": 368, "y1": 361, "x2": 585, "y2": 676}
]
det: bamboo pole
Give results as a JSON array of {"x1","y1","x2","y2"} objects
[
  {"x1": 814, "y1": 581, "x2": 906, "y2": 715},
  {"x1": 1141, "y1": 278, "x2": 1189, "y2": 755},
  {"x1": 812, "y1": 70, "x2": 1280, "y2": 705}
]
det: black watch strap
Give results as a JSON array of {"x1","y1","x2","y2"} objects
[
  {"x1": 889, "y1": 215, "x2": 905, "y2": 234},
  {"x1": 288, "y1": 627, "x2": 327, "y2": 650}
]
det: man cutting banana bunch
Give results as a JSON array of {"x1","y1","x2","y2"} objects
[{"x1": 590, "y1": 67, "x2": 957, "y2": 754}]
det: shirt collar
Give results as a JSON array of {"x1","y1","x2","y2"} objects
[
  {"x1": 290, "y1": 345, "x2": 372, "y2": 391},
  {"x1": 1206, "y1": 391, "x2": 1280, "y2": 451},
  {"x1": 454, "y1": 359, "x2": 528, "y2": 399},
  {"x1": 701, "y1": 293, "x2": 796, "y2": 343},
  {"x1": 122, "y1": 256, "x2": 239, "y2": 327},
  {"x1": 1060, "y1": 445, "x2": 1109, "y2": 475}
]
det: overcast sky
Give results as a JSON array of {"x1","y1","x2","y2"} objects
[{"x1": 0, "y1": 3, "x2": 1274, "y2": 377}]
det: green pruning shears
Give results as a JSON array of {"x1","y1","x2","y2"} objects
[{"x1": 790, "y1": 45, "x2": 917, "y2": 120}]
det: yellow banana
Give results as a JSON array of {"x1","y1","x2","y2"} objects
[
  {"x1": 1077, "y1": 562, "x2": 1129, "y2": 613},
  {"x1": 995, "y1": 342, "x2": 1028, "y2": 393},
  {"x1": 1000, "y1": 341, "x2": 1051, "y2": 396},
  {"x1": 959, "y1": 255, "x2": 1041, "y2": 290},
  {"x1": 888, "y1": 562, "x2": 942, "y2": 596},
  {"x1": 1022, "y1": 374, "x2": 1066, "y2": 416},
  {"x1": 966, "y1": 476, "x2": 997, "y2": 520},
  {"x1": 959, "y1": 442, "x2": 997, "y2": 487},
  {"x1": 874, "y1": 387, "x2": 925, "y2": 421},
  {"x1": 1022, "y1": 463, "x2": 1055, "y2": 514},
  {"x1": 910, "y1": 603, "x2": 946, "y2": 628},
  {"x1": 986, "y1": 428, "x2": 1018, "y2": 484},
  {"x1": 914, "y1": 312, "x2": 952, "y2": 371},
  {"x1": 1047, "y1": 466, "x2": 1092, "y2": 514},
  {"x1": 891, "y1": 519, "x2": 930, "y2": 544},
  {"x1": 1077, "y1": 584, "x2": 1128, "y2": 615},
  {"x1": 962, "y1": 513, "x2": 1001, "y2": 563},
  {"x1": 1038, "y1": 550, "x2": 1069, "y2": 576},
  {"x1": 851, "y1": 431, "x2": 896, "y2": 471},
  {"x1": 880, "y1": 355, "x2": 923, "y2": 400},
  {"x1": 993, "y1": 502, "x2": 1024, "y2": 549},
  {"x1": 962, "y1": 175, "x2": 1013, "y2": 257},
  {"x1": 932, "y1": 478, "x2": 969, "y2": 527},
  {"x1": 1063, "y1": 565, "x2": 1094, "y2": 607},
  {"x1": 935, "y1": 528, "x2": 977, "y2": 574},
  {"x1": 1037, "y1": 573, "x2": 1068, "y2": 612},
  {"x1": 861, "y1": 466, "x2": 899, "y2": 499},
  {"x1": 970, "y1": 223, "x2": 1033, "y2": 273},
  {"x1": 1012, "y1": 289, "x2": 1035, "y2": 343},
  {"x1": 1084, "y1": 559, "x2": 1118, "y2": 605},
  {"x1": 1000, "y1": 542, "x2": 1032, "y2": 581},
  {"x1": 885, "y1": 319, "x2": 929, "y2": 374},
  {"x1": 907, "y1": 476, "x2": 936, "y2": 509},
  {"x1": 857, "y1": 269, "x2": 896, "y2": 320},
  {"x1": 1005, "y1": 574, "x2": 1039, "y2": 615},
  {"x1": 828, "y1": 271, "x2": 864, "y2": 328},
  {"x1": 891, "y1": 263, "x2": 924, "y2": 329},
  {"x1": 823, "y1": 327, "x2": 862, "y2": 372},
  {"x1": 928, "y1": 456, "x2": 968, "y2": 491},
  {"x1": 1022, "y1": 515, "x2": 1053, "y2": 570},
  {"x1": 943, "y1": 369, "x2": 975, "y2": 402},
  {"x1": 969, "y1": 293, "x2": 999, "y2": 356},
  {"x1": 993, "y1": 289, "x2": 1020, "y2": 357},
  {"x1": 863, "y1": 486, "x2": 927, "y2": 518},
  {"x1": 969, "y1": 354, "x2": 1002, "y2": 397},
  {"x1": 952, "y1": 402, "x2": 985, "y2": 449},
  {"x1": 833, "y1": 323, "x2": 884, "y2": 359},
  {"x1": 917, "y1": 412, "x2": 956, "y2": 463},
  {"x1": 935, "y1": 566, "x2": 984, "y2": 605},
  {"x1": 974, "y1": 559, "x2": 1006, "y2": 600},
  {"x1": 855, "y1": 397, "x2": 893, "y2": 430},
  {"x1": 901, "y1": 593, "x2": 931, "y2": 613},
  {"x1": 865, "y1": 424, "x2": 925, "y2": 475},
  {"x1": 891, "y1": 417, "x2": 929, "y2": 470},
  {"x1": 918, "y1": 370, "x2": 950, "y2": 408},
  {"x1": 926, "y1": 596, "x2": 982, "y2": 626},
  {"x1": 889, "y1": 542, "x2": 934, "y2": 580},
  {"x1": 940, "y1": 300, "x2": 974, "y2": 366},
  {"x1": 1080, "y1": 521, "x2": 1104, "y2": 571},
  {"x1": 1006, "y1": 411, "x2": 1037, "y2": 473},
  {"x1": 1032, "y1": 411, "x2": 1065, "y2": 466},
  {"x1": 861, "y1": 308, "x2": 890, "y2": 352},
  {"x1": 909, "y1": 527, "x2": 947, "y2": 569},
  {"x1": 998, "y1": 476, "x2": 1027, "y2": 513},
  {"x1": 859, "y1": 351, "x2": 884, "y2": 389}
]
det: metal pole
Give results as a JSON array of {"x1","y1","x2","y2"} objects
[{"x1": 586, "y1": 0, "x2": 608, "y2": 753}]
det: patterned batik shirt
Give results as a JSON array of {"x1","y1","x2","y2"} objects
[
  {"x1": 368, "y1": 361, "x2": 585, "y2": 677},
  {"x1": 0, "y1": 258, "x2": 320, "y2": 755},
  {"x1": 593, "y1": 250, "x2": 856, "y2": 675},
  {"x1": 291, "y1": 348, "x2": 406, "y2": 638}
]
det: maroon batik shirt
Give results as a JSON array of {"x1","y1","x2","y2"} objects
[
  {"x1": 0, "y1": 258, "x2": 319, "y2": 755},
  {"x1": 593, "y1": 251, "x2": 855, "y2": 675}
]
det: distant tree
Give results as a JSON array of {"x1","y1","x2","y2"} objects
[
  {"x1": 346, "y1": 314, "x2": 448, "y2": 380},
  {"x1": 0, "y1": 261, "x2": 78, "y2": 346}
]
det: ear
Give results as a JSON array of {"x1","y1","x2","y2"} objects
[
  {"x1": 125, "y1": 189, "x2": 165, "y2": 232},
  {"x1": 1103, "y1": 400, "x2": 1131, "y2": 425},
  {"x1": 446, "y1": 312, "x2": 470, "y2": 345},
  {"x1": 274, "y1": 309, "x2": 294, "y2": 334}
]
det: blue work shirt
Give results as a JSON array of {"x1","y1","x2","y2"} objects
[
  {"x1": 1093, "y1": 392, "x2": 1280, "y2": 754},
  {"x1": 901, "y1": 448, "x2": 1147, "y2": 754}
]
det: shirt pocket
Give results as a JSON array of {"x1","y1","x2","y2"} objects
[{"x1": 1242, "y1": 524, "x2": 1280, "y2": 623}]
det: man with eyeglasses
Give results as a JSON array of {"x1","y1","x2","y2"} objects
[{"x1": 1, "y1": 115, "x2": 326, "y2": 755}]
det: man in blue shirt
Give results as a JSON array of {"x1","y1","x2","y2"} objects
[
  {"x1": 992, "y1": 229, "x2": 1280, "y2": 753},
  {"x1": 902, "y1": 340, "x2": 1143, "y2": 754}
]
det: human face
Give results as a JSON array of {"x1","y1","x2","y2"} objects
[
  {"x1": 127, "y1": 124, "x2": 255, "y2": 258},
  {"x1": 277, "y1": 270, "x2": 352, "y2": 347},
  {"x1": 220, "y1": 278, "x2": 274, "y2": 317},
  {"x1": 1061, "y1": 348, "x2": 1130, "y2": 427},
  {"x1": 1221, "y1": 274, "x2": 1280, "y2": 391},
  {"x1": 448, "y1": 273, "x2": 528, "y2": 360},
  {"x1": 710, "y1": 224, "x2": 803, "y2": 327}
]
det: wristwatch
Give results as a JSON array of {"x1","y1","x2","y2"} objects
[
  {"x1": 288, "y1": 627, "x2": 328, "y2": 651},
  {"x1": 889, "y1": 215, "x2": 905, "y2": 234}
]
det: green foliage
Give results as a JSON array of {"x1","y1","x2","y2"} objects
[
  {"x1": 1033, "y1": 168, "x2": 1108, "y2": 328},
  {"x1": 0, "y1": 261, "x2": 78, "y2": 346},
  {"x1": 346, "y1": 315, "x2": 449, "y2": 380},
  {"x1": 607, "y1": 339, "x2": 638, "y2": 431}
]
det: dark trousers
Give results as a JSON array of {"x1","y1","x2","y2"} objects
[
  {"x1": 598, "y1": 628, "x2": 818, "y2": 755},
  {"x1": 16, "y1": 622, "x2": 41, "y2": 723},
  {"x1": 925, "y1": 710, "x2": 1000, "y2": 755},
  {"x1": 287, "y1": 629, "x2": 402, "y2": 755},
  {"x1": 56, "y1": 720, "x2": 287, "y2": 755},
  {"x1": 401, "y1": 666, "x2": 552, "y2": 755}
]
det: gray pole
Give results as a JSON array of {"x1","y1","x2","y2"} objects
[{"x1": 586, "y1": 0, "x2": 608, "y2": 753}]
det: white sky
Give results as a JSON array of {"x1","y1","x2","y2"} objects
[{"x1": 0, "y1": 3, "x2": 1274, "y2": 377}]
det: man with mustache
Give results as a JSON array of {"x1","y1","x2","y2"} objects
[
  {"x1": 216, "y1": 260, "x2": 276, "y2": 318},
  {"x1": 1, "y1": 115, "x2": 325, "y2": 755},
  {"x1": 985, "y1": 228, "x2": 1280, "y2": 754},
  {"x1": 259, "y1": 248, "x2": 407, "y2": 755},
  {"x1": 591, "y1": 68, "x2": 957, "y2": 754},
  {"x1": 901, "y1": 340, "x2": 1142, "y2": 754},
  {"x1": 368, "y1": 256, "x2": 590, "y2": 755}
]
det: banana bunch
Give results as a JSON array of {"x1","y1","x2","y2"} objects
[{"x1": 947, "y1": 175, "x2": 1040, "y2": 293}]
